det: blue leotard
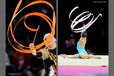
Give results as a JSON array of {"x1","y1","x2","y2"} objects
[{"x1": 77, "y1": 38, "x2": 88, "y2": 58}]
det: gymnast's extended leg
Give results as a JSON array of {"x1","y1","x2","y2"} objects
[
  {"x1": 79, "y1": 52, "x2": 101, "y2": 59},
  {"x1": 60, "y1": 54, "x2": 78, "y2": 59}
]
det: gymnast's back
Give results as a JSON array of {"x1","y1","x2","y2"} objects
[{"x1": 78, "y1": 38, "x2": 86, "y2": 48}]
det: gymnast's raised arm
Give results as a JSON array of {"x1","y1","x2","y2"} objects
[
  {"x1": 81, "y1": 24, "x2": 86, "y2": 34},
  {"x1": 79, "y1": 24, "x2": 87, "y2": 47}
]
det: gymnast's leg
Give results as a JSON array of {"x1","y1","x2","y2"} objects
[
  {"x1": 79, "y1": 52, "x2": 89, "y2": 59},
  {"x1": 60, "y1": 54, "x2": 78, "y2": 59},
  {"x1": 88, "y1": 54, "x2": 101, "y2": 59},
  {"x1": 80, "y1": 52, "x2": 101, "y2": 59}
]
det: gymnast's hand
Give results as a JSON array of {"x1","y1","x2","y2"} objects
[
  {"x1": 83, "y1": 24, "x2": 86, "y2": 27},
  {"x1": 29, "y1": 43, "x2": 37, "y2": 56}
]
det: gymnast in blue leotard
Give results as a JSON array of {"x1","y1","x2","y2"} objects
[
  {"x1": 75, "y1": 25, "x2": 101, "y2": 59},
  {"x1": 60, "y1": 24, "x2": 101, "y2": 59},
  {"x1": 77, "y1": 27, "x2": 88, "y2": 58}
]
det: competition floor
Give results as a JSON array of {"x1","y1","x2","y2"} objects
[{"x1": 58, "y1": 55, "x2": 108, "y2": 76}]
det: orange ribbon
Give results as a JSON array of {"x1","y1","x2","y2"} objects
[{"x1": 7, "y1": 0, "x2": 56, "y2": 53}]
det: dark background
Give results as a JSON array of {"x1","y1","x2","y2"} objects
[
  {"x1": 58, "y1": 0, "x2": 108, "y2": 55},
  {"x1": 6, "y1": 0, "x2": 56, "y2": 54}
]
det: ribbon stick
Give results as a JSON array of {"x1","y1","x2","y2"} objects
[
  {"x1": 69, "y1": 6, "x2": 102, "y2": 33},
  {"x1": 33, "y1": 25, "x2": 40, "y2": 44}
]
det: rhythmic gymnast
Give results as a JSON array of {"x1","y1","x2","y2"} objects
[
  {"x1": 29, "y1": 33, "x2": 56, "y2": 60},
  {"x1": 29, "y1": 33, "x2": 56, "y2": 76},
  {"x1": 61, "y1": 25, "x2": 101, "y2": 59}
]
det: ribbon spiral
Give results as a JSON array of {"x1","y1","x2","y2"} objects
[{"x1": 69, "y1": 6, "x2": 102, "y2": 33}]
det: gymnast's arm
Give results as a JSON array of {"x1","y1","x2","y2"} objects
[
  {"x1": 29, "y1": 43, "x2": 49, "y2": 60},
  {"x1": 80, "y1": 24, "x2": 87, "y2": 39},
  {"x1": 79, "y1": 24, "x2": 87, "y2": 47},
  {"x1": 81, "y1": 24, "x2": 86, "y2": 35}
]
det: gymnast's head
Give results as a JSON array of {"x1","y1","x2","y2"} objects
[
  {"x1": 43, "y1": 33, "x2": 56, "y2": 50},
  {"x1": 81, "y1": 31, "x2": 87, "y2": 38}
]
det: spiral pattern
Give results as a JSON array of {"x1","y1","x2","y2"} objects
[
  {"x1": 69, "y1": 6, "x2": 102, "y2": 33},
  {"x1": 7, "y1": 0, "x2": 56, "y2": 53}
]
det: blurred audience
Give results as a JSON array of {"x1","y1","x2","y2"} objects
[
  {"x1": 65, "y1": 37, "x2": 76, "y2": 48},
  {"x1": 6, "y1": 53, "x2": 17, "y2": 76},
  {"x1": 30, "y1": 53, "x2": 45, "y2": 76},
  {"x1": 6, "y1": 50, "x2": 55, "y2": 76},
  {"x1": 12, "y1": 52, "x2": 30, "y2": 72}
]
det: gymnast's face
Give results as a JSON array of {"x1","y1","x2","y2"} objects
[{"x1": 44, "y1": 34, "x2": 56, "y2": 50}]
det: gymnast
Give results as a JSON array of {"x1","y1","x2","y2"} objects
[
  {"x1": 61, "y1": 24, "x2": 101, "y2": 59},
  {"x1": 29, "y1": 33, "x2": 56, "y2": 76}
]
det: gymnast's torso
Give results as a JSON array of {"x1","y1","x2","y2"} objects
[
  {"x1": 77, "y1": 38, "x2": 88, "y2": 56},
  {"x1": 78, "y1": 38, "x2": 86, "y2": 48}
]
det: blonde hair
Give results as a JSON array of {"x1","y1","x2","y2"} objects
[{"x1": 43, "y1": 33, "x2": 51, "y2": 41}]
